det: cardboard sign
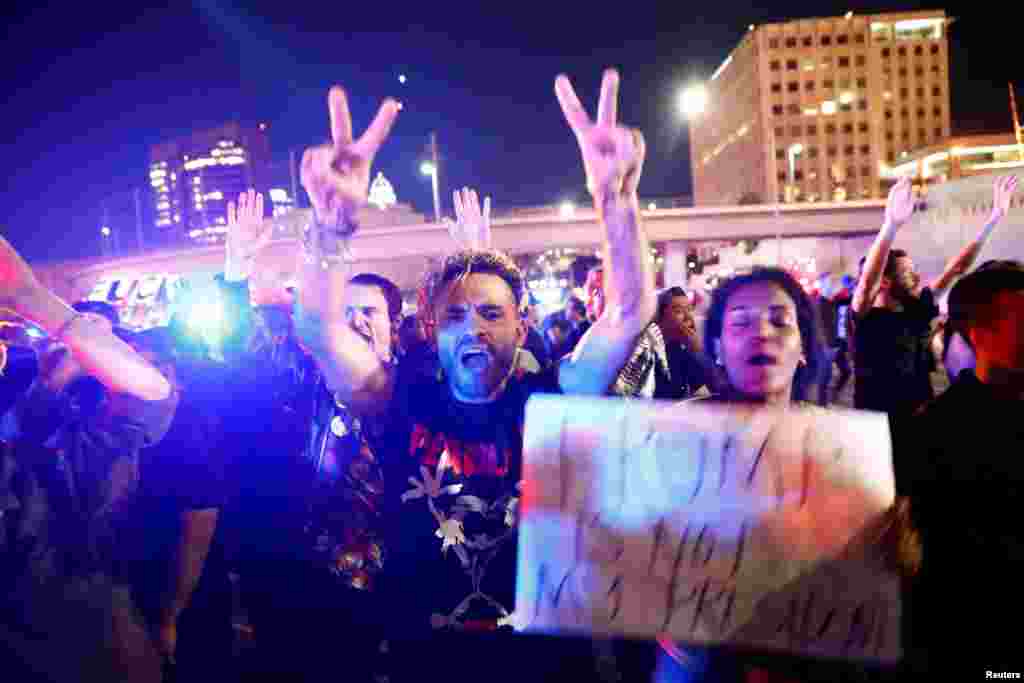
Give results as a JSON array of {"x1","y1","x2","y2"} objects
[{"x1": 515, "y1": 396, "x2": 900, "y2": 662}]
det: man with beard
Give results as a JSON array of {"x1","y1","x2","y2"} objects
[
  {"x1": 653, "y1": 286, "x2": 710, "y2": 400},
  {"x1": 293, "y1": 68, "x2": 656, "y2": 680},
  {"x1": 852, "y1": 175, "x2": 1017, "y2": 415}
]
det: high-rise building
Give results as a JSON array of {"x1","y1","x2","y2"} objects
[
  {"x1": 148, "y1": 122, "x2": 271, "y2": 244},
  {"x1": 689, "y1": 10, "x2": 951, "y2": 206}
]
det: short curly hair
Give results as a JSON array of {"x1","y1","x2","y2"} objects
[{"x1": 422, "y1": 249, "x2": 525, "y2": 311}]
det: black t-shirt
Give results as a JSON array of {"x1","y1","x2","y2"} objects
[
  {"x1": 853, "y1": 288, "x2": 938, "y2": 414},
  {"x1": 381, "y1": 359, "x2": 561, "y2": 635},
  {"x1": 892, "y1": 371, "x2": 1024, "y2": 666},
  {"x1": 654, "y1": 342, "x2": 711, "y2": 401}
]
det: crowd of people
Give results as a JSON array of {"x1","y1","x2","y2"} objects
[{"x1": 1, "y1": 68, "x2": 1021, "y2": 682}]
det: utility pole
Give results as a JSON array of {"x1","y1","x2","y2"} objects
[
  {"x1": 429, "y1": 132, "x2": 441, "y2": 223},
  {"x1": 1010, "y1": 82, "x2": 1023, "y2": 161},
  {"x1": 289, "y1": 147, "x2": 300, "y2": 210}
]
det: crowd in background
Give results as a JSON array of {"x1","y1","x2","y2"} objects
[{"x1": 1, "y1": 68, "x2": 1022, "y2": 683}]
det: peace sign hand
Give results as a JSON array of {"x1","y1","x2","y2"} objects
[
  {"x1": 555, "y1": 69, "x2": 645, "y2": 211},
  {"x1": 446, "y1": 187, "x2": 492, "y2": 250},
  {"x1": 300, "y1": 87, "x2": 401, "y2": 228}
]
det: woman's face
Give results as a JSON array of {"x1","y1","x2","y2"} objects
[{"x1": 716, "y1": 281, "x2": 804, "y2": 403}]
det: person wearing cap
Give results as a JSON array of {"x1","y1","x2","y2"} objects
[{"x1": 894, "y1": 260, "x2": 1024, "y2": 672}]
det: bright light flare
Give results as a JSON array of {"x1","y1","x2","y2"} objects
[{"x1": 678, "y1": 85, "x2": 708, "y2": 118}]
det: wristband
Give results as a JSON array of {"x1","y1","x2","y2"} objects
[{"x1": 302, "y1": 215, "x2": 357, "y2": 267}]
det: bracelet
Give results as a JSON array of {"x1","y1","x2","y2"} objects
[
  {"x1": 53, "y1": 312, "x2": 86, "y2": 343},
  {"x1": 302, "y1": 216, "x2": 357, "y2": 268}
]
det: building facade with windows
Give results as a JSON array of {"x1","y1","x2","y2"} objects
[
  {"x1": 690, "y1": 10, "x2": 951, "y2": 205},
  {"x1": 148, "y1": 122, "x2": 272, "y2": 244}
]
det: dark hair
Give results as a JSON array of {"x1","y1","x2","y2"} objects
[
  {"x1": 72, "y1": 300, "x2": 120, "y2": 328},
  {"x1": 567, "y1": 296, "x2": 587, "y2": 317},
  {"x1": 548, "y1": 317, "x2": 572, "y2": 334},
  {"x1": 883, "y1": 249, "x2": 909, "y2": 279},
  {"x1": 424, "y1": 249, "x2": 525, "y2": 310},
  {"x1": 657, "y1": 286, "x2": 688, "y2": 322},
  {"x1": 702, "y1": 267, "x2": 824, "y2": 402},
  {"x1": 348, "y1": 273, "x2": 403, "y2": 322},
  {"x1": 948, "y1": 260, "x2": 1024, "y2": 341}
]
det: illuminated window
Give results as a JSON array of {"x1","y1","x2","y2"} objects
[
  {"x1": 804, "y1": 107, "x2": 818, "y2": 116},
  {"x1": 822, "y1": 100, "x2": 837, "y2": 115}
]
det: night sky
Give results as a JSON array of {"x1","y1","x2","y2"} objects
[{"x1": 1, "y1": 1, "x2": 1016, "y2": 263}]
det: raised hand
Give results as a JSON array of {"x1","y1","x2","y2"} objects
[
  {"x1": 300, "y1": 87, "x2": 401, "y2": 228},
  {"x1": 990, "y1": 175, "x2": 1019, "y2": 222},
  {"x1": 447, "y1": 187, "x2": 492, "y2": 250},
  {"x1": 884, "y1": 176, "x2": 916, "y2": 230},
  {"x1": 225, "y1": 189, "x2": 271, "y2": 281},
  {"x1": 555, "y1": 69, "x2": 645, "y2": 210},
  {"x1": 0, "y1": 236, "x2": 39, "y2": 307}
]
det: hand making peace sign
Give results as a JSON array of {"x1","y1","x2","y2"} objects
[
  {"x1": 555, "y1": 69, "x2": 645, "y2": 211},
  {"x1": 300, "y1": 87, "x2": 402, "y2": 228}
]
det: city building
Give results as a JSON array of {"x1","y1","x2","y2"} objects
[
  {"x1": 884, "y1": 132, "x2": 1024, "y2": 184},
  {"x1": 148, "y1": 122, "x2": 272, "y2": 244},
  {"x1": 690, "y1": 10, "x2": 951, "y2": 205}
]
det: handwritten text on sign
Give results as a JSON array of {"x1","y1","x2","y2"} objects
[{"x1": 515, "y1": 397, "x2": 900, "y2": 662}]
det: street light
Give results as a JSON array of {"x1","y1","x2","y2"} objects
[
  {"x1": 787, "y1": 143, "x2": 804, "y2": 202},
  {"x1": 678, "y1": 84, "x2": 708, "y2": 119},
  {"x1": 100, "y1": 226, "x2": 111, "y2": 237},
  {"x1": 420, "y1": 161, "x2": 440, "y2": 223}
]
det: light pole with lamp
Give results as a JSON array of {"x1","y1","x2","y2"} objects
[
  {"x1": 674, "y1": 84, "x2": 707, "y2": 287},
  {"x1": 420, "y1": 132, "x2": 441, "y2": 223}
]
